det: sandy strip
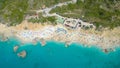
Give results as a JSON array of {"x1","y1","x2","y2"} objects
[{"x1": 0, "y1": 20, "x2": 120, "y2": 50}]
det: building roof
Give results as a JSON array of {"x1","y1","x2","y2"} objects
[{"x1": 64, "y1": 18, "x2": 78, "y2": 28}]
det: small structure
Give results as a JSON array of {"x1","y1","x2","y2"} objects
[
  {"x1": 81, "y1": 22, "x2": 95, "y2": 29},
  {"x1": 64, "y1": 18, "x2": 79, "y2": 29},
  {"x1": 63, "y1": 18, "x2": 95, "y2": 29},
  {"x1": 55, "y1": 27, "x2": 67, "y2": 34}
]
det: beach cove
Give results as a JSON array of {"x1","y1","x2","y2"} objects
[
  {"x1": 0, "y1": 0, "x2": 119, "y2": 51},
  {"x1": 0, "y1": 20, "x2": 120, "y2": 68},
  {"x1": 0, "y1": 0, "x2": 120, "y2": 68}
]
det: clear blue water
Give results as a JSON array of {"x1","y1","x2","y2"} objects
[{"x1": 0, "y1": 38, "x2": 120, "y2": 68}]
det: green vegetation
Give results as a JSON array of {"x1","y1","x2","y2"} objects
[
  {"x1": 28, "y1": 16, "x2": 57, "y2": 25},
  {"x1": 0, "y1": 0, "x2": 28, "y2": 26},
  {"x1": 29, "y1": 0, "x2": 71, "y2": 10},
  {"x1": 0, "y1": 0, "x2": 119, "y2": 28},
  {"x1": 28, "y1": 12, "x2": 57, "y2": 25},
  {"x1": 0, "y1": 0, "x2": 70, "y2": 26},
  {"x1": 50, "y1": 0, "x2": 120, "y2": 29}
]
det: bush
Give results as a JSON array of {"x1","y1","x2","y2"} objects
[{"x1": 50, "y1": 0, "x2": 120, "y2": 29}]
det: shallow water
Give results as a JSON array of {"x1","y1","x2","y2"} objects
[{"x1": 0, "y1": 38, "x2": 120, "y2": 68}]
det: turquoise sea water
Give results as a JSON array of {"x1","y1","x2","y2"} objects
[{"x1": 0, "y1": 38, "x2": 120, "y2": 68}]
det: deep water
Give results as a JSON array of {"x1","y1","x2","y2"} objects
[{"x1": 0, "y1": 38, "x2": 120, "y2": 68}]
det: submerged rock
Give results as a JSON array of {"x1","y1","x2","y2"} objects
[
  {"x1": 41, "y1": 40, "x2": 46, "y2": 46},
  {"x1": 32, "y1": 40, "x2": 37, "y2": 46},
  {"x1": 1, "y1": 36, "x2": 8, "y2": 41},
  {"x1": 40, "y1": 38, "x2": 46, "y2": 46},
  {"x1": 17, "y1": 50, "x2": 27, "y2": 58},
  {"x1": 103, "y1": 49, "x2": 108, "y2": 53},
  {"x1": 13, "y1": 45, "x2": 19, "y2": 52},
  {"x1": 103, "y1": 48, "x2": 116, "y2": 53},
  {"x1": 65, "y1": 41, "x2": 71, "y2": 47},
  {"x1": 32, "y1": 37, "x2": 39, "y2": 46}
]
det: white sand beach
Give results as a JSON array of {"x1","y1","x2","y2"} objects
[{"x1": 0, "y1": 20, "x2": 120, "y2": 50}]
